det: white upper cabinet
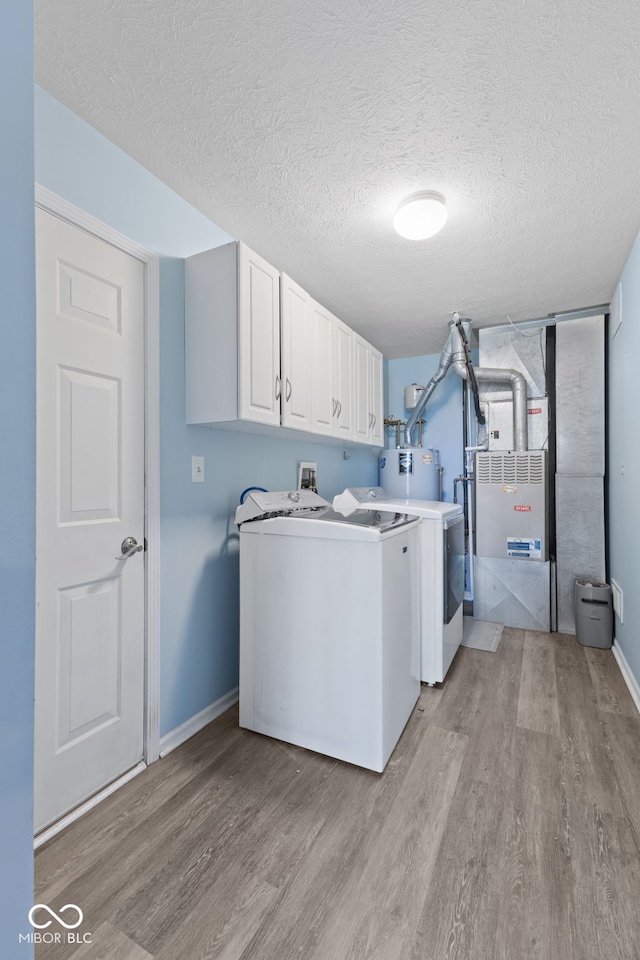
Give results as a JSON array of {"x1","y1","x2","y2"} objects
[
  {"x1": 310, "y1": 302, "x2": 358, "y2": 441},
  {"x1": 185, "y1": 240, "x2": 384, "y2": 445},
  {"x1": 185, "y1": 241, "x2": 281, "y2": 426},
  {"x1": 370, "y1": 345, "x2": 384, "y2": 445},
  {"x1": 310, "y1": 299, "x2": 335, "y2": 436},
  {"x1": 238, "y1": 244, "x2": 281, "y2": 426},
  {"x1": 280, "y1": 274, "x2": 312, "y2": 431},
  {"x1": 354, "y1": 335, "x2": 371, "y2": 443},
  {"x1": 355, "y1": 335, "x2": 384, "y2": 446},
  {"x1": 333, "y1": 318, "x2": 354, "y2": 441}
]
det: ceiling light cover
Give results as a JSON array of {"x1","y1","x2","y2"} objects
[{"x1": 393, "y1": 191, "x2": 448, "y2": 240}]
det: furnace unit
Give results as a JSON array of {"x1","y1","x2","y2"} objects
[{"x1": 475, "y1": 450, "x2": 548, "y2": 561}]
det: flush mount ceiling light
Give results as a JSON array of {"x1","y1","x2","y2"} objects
[{"x1": 393, "y1": 190, "x2": 448, "y2": 240}]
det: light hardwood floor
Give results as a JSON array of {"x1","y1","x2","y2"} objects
[{"x1": 35, "y1": 629, "x2": 640, "y2": 960}]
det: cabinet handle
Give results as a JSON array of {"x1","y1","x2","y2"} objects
[
  {"x1": 332, "y1": 398, "x2": 337, "y2": 416},
  {"x1": 275, "y1": 376, "x2": 281, "y2": 400},
  {"x1": 372, "y1": 413, "x2": 376, "y2": 429},
  {"x1": 369, "y1": 412, "x2": 373, "y2": 428},
  {"x1": 285, "y1": 378, "x2": 292, "y2": 401},
  {"x1": 337, "y1": 400, "x2": 342, "y2": 417}
]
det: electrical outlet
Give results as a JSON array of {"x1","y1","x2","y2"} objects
[
  {"x1": 611, "y1": 579, "x2": 623, "y2": 623},
  {"x1": 192, "y1": 456, "x2": 205, "y2": 483}
]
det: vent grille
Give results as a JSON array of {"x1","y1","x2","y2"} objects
[
  {"x1": 476, "y1": 452, "x2": 545, "y2": 484},
  {"x1": 501, "y1": 455, "x2": 516, "y2": 484},
  {"x1": 477, "y1": 456, "x2": 491, "y2": 484}
]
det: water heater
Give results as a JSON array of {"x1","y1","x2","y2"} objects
[{"x1": 379, "y1": 448, "x2": 440, "y2": 500}]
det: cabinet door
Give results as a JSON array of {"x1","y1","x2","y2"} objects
[
  {"x1": 370, "y1": 345, "x2": 384, "y2": 446},
  {"x1": 238, "y1": 243, "x2": 281, "y2": 425},
  {"x1": 310, "y1": 299, "x2": 335, "y2": 436},
  {"x1": 281, "y1": 274, "x2": 311, "y2": 430},
  {"x1": 333, "y1": 318, "x2": 354, "y2": 441},
  {"x1": 354, "y1": 335, "x2": 371, "y2": 442}
]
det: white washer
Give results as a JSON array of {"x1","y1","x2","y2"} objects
[
  {"x1": 333, "y1": 487, "x2": 465, "y2": 684},
  {"x1": 236, "y1": 490, "x2": 421, "y2": 773}
]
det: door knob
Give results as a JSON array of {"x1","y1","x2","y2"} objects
[{"x1": 116, "y1": 537, "x2": 144, "y2": 560}]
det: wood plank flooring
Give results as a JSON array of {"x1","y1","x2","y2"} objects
[{"x1": 35, "y1": 630, "x2": 640, "y2": 960}]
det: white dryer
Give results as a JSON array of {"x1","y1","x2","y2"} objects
[
  {"x1": 236, "y1": 490, "x2": 421, "y2": 773},
  {"x1": 333, "y1": 487, "x2": 464, "y2": 684}
]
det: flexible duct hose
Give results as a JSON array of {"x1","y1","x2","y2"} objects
[{"x1": 452, "y1": 314, "x2": 485, "y2": 426}]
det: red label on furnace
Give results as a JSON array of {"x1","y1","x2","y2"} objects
[
  {"x1": 528, "y1": 408, "x2": 542, "y2": 415},
  {"x1": 514, "y1": 505, "x2": 531, "y2": 512}
]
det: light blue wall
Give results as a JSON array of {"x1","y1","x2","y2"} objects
[
  {"x1": 608, "y1": 232, "x2": 640, "y2": 687},
  {"x1": 35, "y1": 87, "x2": 378, "y2": 736},
  {"x1": 158, "y1": 261, "x2": 376, "y2": 733},
  {"x1": 0, "y1": 8, "x2": 35, "y2": 956},
  {"x1": 34, "y1": 88, "x2": 230, "y2": 258},
  {"x1": 386, "y1": 354, "x2": 465, "y2": 502}
]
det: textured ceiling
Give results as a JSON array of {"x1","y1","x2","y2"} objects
[{"x1": 35, "y1": 0, "x2": 640, "y2": 357}]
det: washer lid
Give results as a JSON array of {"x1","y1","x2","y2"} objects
[
  {"x1": 332, "y1": 486, "x2": 392, "y2": 516},
  {"x1": 333, "y1": 487, "x2": 463, "y2": 520},
  {"x1": 314, "y1": 508, "x2": 418, "y2": 532},
  {"x1": 239, "y1": 508, "x2": 420, "y2": 541}
]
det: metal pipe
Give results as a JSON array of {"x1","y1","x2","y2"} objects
[
  {"x1": 403, "y1": 313, "x2": 528, "y2": 451},
  {"x1": 474, "y1": 368, "x2": 527, "y2": 451},
  {"x1": 462, "y1": 379, "x2": 472, "y2": 603},
  {"x1": 403, "y1": 331, "x2": 454, "y2": 446},
  {"x1": 384, "y1": 418, "x2": 405, "y2": 449},
  {"x1": 449, "y1": 319, "x2": 528, "y2": 451}
]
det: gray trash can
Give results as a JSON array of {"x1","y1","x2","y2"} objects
[{"x1": 574, "y1": 579, "x2": 613, "y2": 649}]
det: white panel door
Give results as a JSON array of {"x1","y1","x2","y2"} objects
[
  {"x1": 333, "y1": 318, "x2": 354, "y2": 441},
  {"x1": 370, "y1": 345, "x2": 384, "y2": 446},
  {"x1": 35, "y1": 208, "x2": 146, "y2": 832},
  {"x1": 238, "y1": 243, "x2": 281, "y2": 425},
  {"x1": 310, "y1": 300, "x2": 335, "y2": 436},
  {"x1": 354, "y1": 335, "x2": 371, "y2": 442},
  {"x1": 280, "y1": 274, "x2": 311, "y2": 430}
]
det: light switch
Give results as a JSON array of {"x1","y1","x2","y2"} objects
[{"x1": 192, "y1": 456, "x2": 205, "y2": 482}]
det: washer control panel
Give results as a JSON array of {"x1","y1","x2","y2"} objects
[{"x1": 236, "y1": 490, "x2": 329, "y2": 524}]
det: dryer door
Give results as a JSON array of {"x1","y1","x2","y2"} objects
[{"x1": 444, "y1": 514, "x2": 465, "y2": 624}]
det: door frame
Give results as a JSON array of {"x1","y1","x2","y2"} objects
[{"x1": 34, "y1": 185, "x2": 161, "y2": 781}]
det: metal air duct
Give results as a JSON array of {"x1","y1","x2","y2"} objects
[
  {"x1": 448, "y1": 319, "x2": 528, "y2": 452},
  {"x1": 403, "y1": 338, "x2": 454, "y2": 446},
  {"x1": 403, "y1": 316, "x2": 529, "y2": 451}
]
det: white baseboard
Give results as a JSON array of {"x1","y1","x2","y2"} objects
[
  {"x1": 34, "y1": 761, "x2": 147, "y2": 849},
  {"x1": 612, "y1": 639, "x2": 640, "y2": 715},
  {"x1": 159, "y1": 687, "x2": 239, "y2": 758}
]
